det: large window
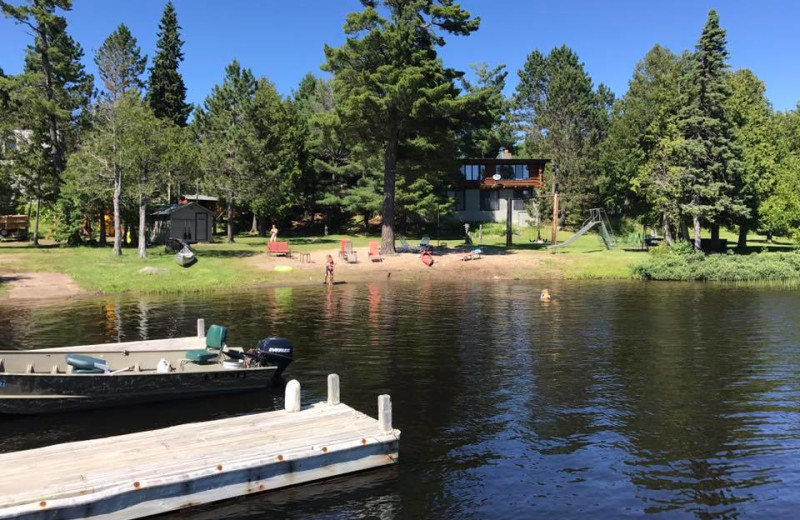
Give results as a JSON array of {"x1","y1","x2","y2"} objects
[
  {"x1": 460, "y1": 163, "x2": 485, "y2": 181},
  {"x1": 480, "y1": 191, "x2": 499, "y2": 211},
  {"x1": 495, "y1": 163, "x2": 530, "y2": 180},
  {"x1": 453, "y1": 190, "x2": 466, "y2": 211}
]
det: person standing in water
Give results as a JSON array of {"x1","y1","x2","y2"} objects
[
  {"x1": 269, "y1": 224, "x2": 278, "y2": 242},
  {"x1": 324, "y1": 254, "x2": 335, "y2": 286}
]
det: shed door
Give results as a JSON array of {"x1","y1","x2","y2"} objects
[{"x1": 195, "y1": 213, "x2": 208, "y2": 242}]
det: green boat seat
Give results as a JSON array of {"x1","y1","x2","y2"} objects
[
  {"x1": 186, "y1": 324, "x2": 227, "y2": 364},
  {"x1": 66, "y1": 354, "x2": 109, "y2": 374}
]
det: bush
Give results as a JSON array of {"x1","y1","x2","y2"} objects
[{"x1": 632, "y1": 246, "x2": 800, "y2": 281}]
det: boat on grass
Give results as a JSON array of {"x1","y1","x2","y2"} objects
[
  {"x1": 175, "y1": 246, "x2": 196, "y2": 267},
  {"x1": 0, "y1": 324, "x2": 293, "y2": 414}
]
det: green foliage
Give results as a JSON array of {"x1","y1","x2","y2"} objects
[
  {"x1": 633, "y1": 248, "x2": 800, "y2": 281},
  {"x1": 94, "y1": 23, "x2": 146, "y2": 101},
  {"x1": 515, "y1": 45, "x2": 612, "y2": 223},
  {"x1": 146, "y1": 0, "x2": 191, "y2": 126},
  {"x1": 323, "y1": 0, "x2": 483, "y2": 252},
  {"x1": 676, "y1": 10, "x2": 747, "y2": 247}
]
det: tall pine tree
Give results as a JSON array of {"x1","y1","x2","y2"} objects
[
  {"x1": 677, "y1": 10, "x2": 745, "y2": 250},
  {"x1": 1, "y1": 0, "x2": 92, "y2": 246},
  {"x1": 147, "y1": 0, "x2": 191, "y2": 126},
  {"x1": 323, "y1": 0, "x2": 480, "y2": 254},
  {"x1": 94, "y1": 24, "x2": 146, "y2": 102}
]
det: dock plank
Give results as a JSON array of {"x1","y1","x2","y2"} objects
[{"x1": 0, "y1": 399, "x2": 400, "y2": 520}]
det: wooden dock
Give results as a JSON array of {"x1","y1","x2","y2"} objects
[{"x1": 0, "y1": 374, "x2": 399, "y2": 520}]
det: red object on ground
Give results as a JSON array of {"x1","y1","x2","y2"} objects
[
  {"x1": 368, "y1": 241, "x2": 382, "y2": 262},
  {"x1": 267, "y1": 241, "x2": 292, "y2": 257},
  {"x1": 420, "y1": 250, "x2": 433, "y2": 267}
]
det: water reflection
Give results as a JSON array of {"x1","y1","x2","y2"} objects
[{"x1": 0, "y1": 281, "x2": 799, "y2": 518}]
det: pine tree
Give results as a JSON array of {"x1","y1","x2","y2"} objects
[
  {"x1": 94, "y1": 24, "x2": 146, "y2": 101},
  {"x1": 677, "y1": 10, "x2": 746, "y2": 250},
  {"x1": 94, "y1": 23, "x2": 148, "y2": 254},
  {"x1": 516, "y1": 46, "x2": 612, "y2": 224},
  {"x1": 1, "y1": 0, "x2": 92, "y2": 246},
  {"x1": 194, "y1": 60, "x2": 258, "y2": 243},
  {"x1": 323, "y1": 0, "x2": 480, "y2": 254},
  {"x1": 147, "y1": 0, "x2": 191, "y2": 126}
]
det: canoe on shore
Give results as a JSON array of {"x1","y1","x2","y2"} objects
[{"x1": 0, "y1": 324, "x2": 293, "y2": 414}]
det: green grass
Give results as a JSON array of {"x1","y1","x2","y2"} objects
[{"x1": 1, "y1": 227, "x2": 796, "y2": 294}]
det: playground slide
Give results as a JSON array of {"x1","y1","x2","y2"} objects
[{"x1": 552, "y1": 220, "x2": 599, "y2": 249}]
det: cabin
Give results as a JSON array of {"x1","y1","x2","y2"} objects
[
  {"x1": 180, "y1": 194, "x2": 218, "y2": 213},
  {"x1": 449, "y1": 150, "x2": 548, "y2": 225},
  {"x1": 150, "y1": 202, "x2": 214, "y2": 244}
]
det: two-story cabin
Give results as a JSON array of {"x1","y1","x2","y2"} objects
[{"x1": 449, "y1": 151, "x2": 548, "y2": 225}]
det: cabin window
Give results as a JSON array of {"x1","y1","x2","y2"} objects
[
  {"x1": 514, "y1": 164, "x2": 530, "y2": 179},
  {"x1": 480, "y1": 191, "x2": 499, "y2": 211},
  {"x1": 460, "y1": 163, "x2": 485, "y2": 181},
  {"x1": 495, "y1": 163, "x2": 530, "y2": 180},
  {"x1": 453, "y1": 190, "x2": 466, "y2": 211}
]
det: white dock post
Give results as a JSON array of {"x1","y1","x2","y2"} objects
[
  {"x1": 378, "y1": 394, "x2": 392, "y2": 432},
  {"x1": 327, "y1": 374, "x2": 340, "y2": 405},
  {"x1": 197, "y1": 318, "x2": 205, "y2": 337},
  {"x1": 285, "y1": 379, "x2": 301, "y2": 412}
]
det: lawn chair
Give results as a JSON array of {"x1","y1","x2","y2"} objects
[
  {"x1": 419, "y1": 235, "x2": 431, "y2": 252},
  {"x1": 342, "y1": 240, "x2": 358, "y2": 263},
  {"x1": 398, "y1": 237, "x2": 419, "y2": 253},
  {"x1": 368, "y1": 241, "x2": 382, "y2": 262}
]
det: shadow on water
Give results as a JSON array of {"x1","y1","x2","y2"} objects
[{"x1": 1, "y1": 280, "x2": 799, "y2": 518}]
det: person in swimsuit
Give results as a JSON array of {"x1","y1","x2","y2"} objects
[
  {"x1": 269, "y1": 224, "x2": 278, "y2": 243},
  {"x1": 324, "y1": 254, "x2": 335, "y2": 285}
]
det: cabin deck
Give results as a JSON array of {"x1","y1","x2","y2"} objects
[{"x1": 0, "y1": 375, "x2": 399, "y2": 520}]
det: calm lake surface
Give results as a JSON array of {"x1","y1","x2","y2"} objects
[{"x1": 1, "y1": 280, "x2": 799, "y2": 519}]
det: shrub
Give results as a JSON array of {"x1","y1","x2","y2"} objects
[{"x1": 633, "y1": 247, "x2": 800, "y2": 281}]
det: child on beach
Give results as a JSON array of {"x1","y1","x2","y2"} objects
[
  {"x1": 324, "y1": 254, "x2": 335, "y2": 286},
  {"x1": 269, "y1": 224, "x2": 278, "y2": 242}
]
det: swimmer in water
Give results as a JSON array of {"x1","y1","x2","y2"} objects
[{"x1": 540, "y1": 288, "x2": 551, "y2": 302}]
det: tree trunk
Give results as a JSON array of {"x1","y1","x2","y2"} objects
[
  {"x1": 258, "y1": 216, "x2": 267, "y2": 237},
  {"x1": 737, "y1": 225, "x2": 748, "y2": 250},
  {"x1": 226, "y1": 199, "x2": 235, "y2": 243},
  {"x1": 113, "y1": 171, "x2": 123, "y2": 255},
  {"x1": 662, "y1": 212, "x2": 674, "y2": 246},
  {"x1": 99, "y1": 208, "x2": 107, "y2": 245},
  {"x1": 680, "y1": 218, "x2": 690, "y2": 242},
  {"x1": 710, "y1": 224, "x2": 720, "y2": 247},
  {"x1": 380, "y1": 136, "x2": 398, "y2": 255},
  {"x1": 692, "y1": 194, "x2": 701, "y2": 250},
  {"x1": 138, "y1": 194, "x2": 147, "y2": 259},
  {"x1": 122, "y1": 224, "x2": 128, "y2": 247},
  {"x1": 32, "y1": 198, "x2": 41, "y2": 247},
  {"x1": 766, "y1": 231, "x2": 773, "y2": 243},
  {"x1": 38, "y1": 27, "x2": 65, "y2": 177}
]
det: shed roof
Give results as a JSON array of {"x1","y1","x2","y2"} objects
[
  {"x1": 151, "y1": 201, "x2": 214, "y2": 217},
  {"x1": 181, "y1": 194, "x2": 218, "y2": 202}
]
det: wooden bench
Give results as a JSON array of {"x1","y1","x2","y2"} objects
[{"x1": 267, "y1": 241, "x2": 292, "y2": 257}]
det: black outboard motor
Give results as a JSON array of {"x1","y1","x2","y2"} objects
[{"x1": 252, "y1": 337, "x2": 293, "y2": 376}]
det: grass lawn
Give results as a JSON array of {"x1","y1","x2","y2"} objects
[{"x1": 0, "y1": 227, "x2": 796, "y2": 295}]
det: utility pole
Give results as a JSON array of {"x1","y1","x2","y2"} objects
[{"x1": 506, "y1": 192, "x2": 513, "y2": 247}]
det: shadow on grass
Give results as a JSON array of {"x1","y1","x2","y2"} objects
[{"x1": 193, "y1": 250, "x2": 259, "y2": 258}]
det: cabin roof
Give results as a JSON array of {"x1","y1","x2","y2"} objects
[
  {"x1": 151, "y1": 201, "x2": 214, "y2": 217},
  {"x1": 181, "y1": 194, "x2": 218, "y2": 202}
]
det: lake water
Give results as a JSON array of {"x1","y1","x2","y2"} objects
[{"x1": 1, "y1": 280, "x2": 799, "y2": 519}]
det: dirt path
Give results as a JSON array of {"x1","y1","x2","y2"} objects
[{"x1": 0, "y1": 272, "x2": 86, "y2": 300}]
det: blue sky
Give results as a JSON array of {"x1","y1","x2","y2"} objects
[{"x1": 2, "y1": 0, "x2": 799, "y2": 111}]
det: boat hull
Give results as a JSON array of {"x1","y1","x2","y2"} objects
[{"x1": 0, "y1": 367, "x2": 278, "y2": 414}]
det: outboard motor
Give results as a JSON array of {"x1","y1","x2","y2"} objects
[{"x1": 251, "y1": 337, "x2": 293, "y2": 376}]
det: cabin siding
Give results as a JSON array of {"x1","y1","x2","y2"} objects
[{"x1": 151, "y1": 203, "x2": 214, "y2": 244}]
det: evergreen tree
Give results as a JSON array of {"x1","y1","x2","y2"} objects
[
  {"x1": 1, "y1": 0, "x2": 92, "y2": 245},
  {"x1": 323, "y1": 0, "x2": 481, "y2": 254},
  {"x1": 94, "y1": 24, "x2": 146, "y2": 102},
  {"x1": 516, "y1": 45, "x2": 612, "y2": 224},
  {"x1": 194, "y1": 60, "x2": 258, "y2": 243},
  {"x1": 602, "y1": 45, "x2": 688, "y2": 241},
  {"x1": 760, "y1": 107, "x2": 800, "y2": 239},
  {"x1": 726, "y1": 69, "x2": 778, "y2": 248},
  {"x1": 459, "y1": 63, "x2": 515, "y2": 158},
  {"x1": 677, "y1": 10, "x2": 746, "y2": 250},
  {"x1": 147, "y1": 0, "x2": 191, "y2": 126},
  {"x1": 94, "y1": 23, "x2": 148, "y2": 254}
]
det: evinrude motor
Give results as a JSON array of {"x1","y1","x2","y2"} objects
[{"x1": 246, "y1": 337, "x2": 293, "y2": 376}]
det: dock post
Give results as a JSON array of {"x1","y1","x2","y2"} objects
[
  {"x1": 197, "y1": 318, "x2": 205, "y2": 338},
  {"x1": 327, "y1": 374, "x2": 340, "y2": 405},
  {"x1": 378, "y1": 394, "x2": 392, "y2": 432},
  {"x1": 285, "y1": 379, "x2": 301, "y2": 412}
]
